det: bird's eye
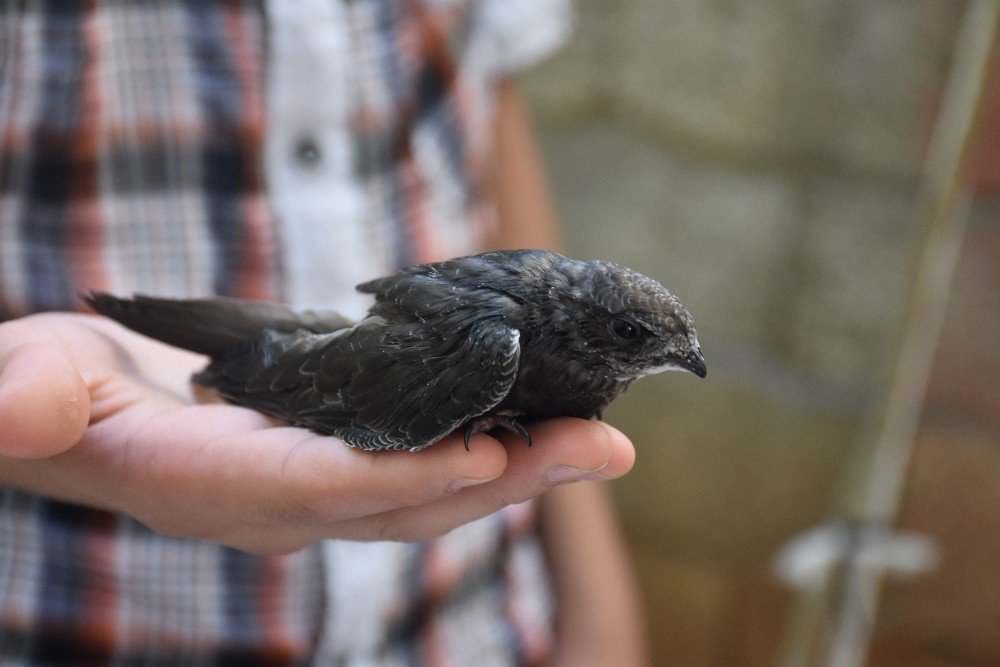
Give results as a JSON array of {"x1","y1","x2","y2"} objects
[{"x1": 610, "y1": 315, "x2": 641, "y2": 340}]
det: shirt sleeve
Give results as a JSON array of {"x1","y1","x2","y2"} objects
[{"x1": 476, "y1": 0, "x2": 573, "y2": 76}]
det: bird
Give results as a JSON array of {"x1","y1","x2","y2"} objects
[{"x1": 84, "y1": 249, "x2": 706, "y2": 452}]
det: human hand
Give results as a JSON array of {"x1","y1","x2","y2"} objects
[{"x1": 0, "y1": 312, "x2": 635, "y2": 554}]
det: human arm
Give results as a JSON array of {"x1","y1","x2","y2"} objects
[
  {"x1": 539, "y1": 482, "x2": 650, "y2": 667},
  {"x1": 0, "y1": 311, "x2": 634, "y2": 555},
  {"x1": 490, "y1": 76, "x2": 650, "y2": 666}
]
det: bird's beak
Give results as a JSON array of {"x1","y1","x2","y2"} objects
[{"x1": 677, "y1": 351, "x2": 707, "y2": 378}]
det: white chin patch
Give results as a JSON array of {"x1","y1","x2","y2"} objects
[{"x1": 640, "y1": 362, "x2": 689, "y2": 377}]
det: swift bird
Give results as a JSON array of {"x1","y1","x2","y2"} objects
[{"x1": 85, "y1": 249, "x2": 706, "y2": 451}]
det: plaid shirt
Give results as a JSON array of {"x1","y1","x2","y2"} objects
[{"x1": 0, "y1": 1, "x2": 569, "y2": 664}]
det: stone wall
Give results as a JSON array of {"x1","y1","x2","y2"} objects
[{"x1": 518, "y1": 1, "x2": 996, "y2": 663}]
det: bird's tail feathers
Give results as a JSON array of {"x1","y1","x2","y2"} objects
[{"x1": 83, "y1": 293, "x2": 353, "y2": 358}]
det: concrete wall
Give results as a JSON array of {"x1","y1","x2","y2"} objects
[{"x1": 519, "y1": 1, "x2": 1000, "y2": 663}]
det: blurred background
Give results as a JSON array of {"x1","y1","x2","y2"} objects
[{"x1": 519, "y1": 1, "x2": 1000, "y2": 665}]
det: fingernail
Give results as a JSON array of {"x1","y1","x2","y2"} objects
[
  {"x1": 446, "y1": 476, "x2": 496, "y2": 494},
  {"x1": 545, "y1": 464, "x2": 609, "y2": 485}
]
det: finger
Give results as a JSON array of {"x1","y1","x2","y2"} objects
[
  {"x1": 93, "y1": 405, "x2": 511, "y2": 531},
  {"x1": 184, "y1": 431, "x2": 527, "y2": 554},
  {"x1": 335, "y1": 418, "x2": 635, "y2": 542},
  {"x1": 501, "y1": 419, "x2": 634, "y2": 486},
  {"x1": 261, "y1": 428, "x2": 511, "y2": 521},
  {"x1": 0, "y1": 341, "x2": 90, "y2": 458}
]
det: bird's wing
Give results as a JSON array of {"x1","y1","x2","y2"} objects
[
  {"x1": 203, "y1": 318, "x2": 522, "y2": 451},
  {"x1": 314, "y1": 318, "x2": 522, "y2": 450},
  {"x1": 355, "y1": 252, "x2": 534, "y2": 321}
]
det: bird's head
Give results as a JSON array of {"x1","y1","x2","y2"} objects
[{"x1": 550, "y1": 259, "x2": 707, "y2": 382}]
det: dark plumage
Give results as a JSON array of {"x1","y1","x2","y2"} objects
[{"x1": 84, "y1": 250, "x2": 706, "y2": 451}]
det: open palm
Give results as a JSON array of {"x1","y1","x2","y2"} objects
[{"x1": 0, "y1": 313, "x2": 635, "y2": 554}]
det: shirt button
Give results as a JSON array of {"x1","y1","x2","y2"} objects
[{"x1": 293, "y1": 136, "x2": 322, "y2": 168}]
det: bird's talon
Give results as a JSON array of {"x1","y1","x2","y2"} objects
[
  {"x1": 463, "y1": 414, "x2": 531, "y2": 448},
  {"x1": 508, "y1": 419, "x2": 532, "y2": 446}
]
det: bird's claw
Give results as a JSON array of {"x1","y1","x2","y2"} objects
[
  {"x1": 463, "y1": 414, "x2": 532, "y2": 450},
  {"x1": 506, "y1": 418, "x2": 533, "y2": 446}
]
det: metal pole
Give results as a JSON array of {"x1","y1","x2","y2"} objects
[{"x1": 774, "y1": 1, "x2": 1000, "y2": 664}]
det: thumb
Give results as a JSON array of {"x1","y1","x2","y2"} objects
[{"x1": 0, "y1": 341, "x2": 91, "y2": 458}]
